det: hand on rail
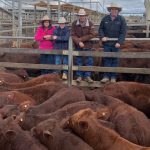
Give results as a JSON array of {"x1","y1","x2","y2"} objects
[
  {"x1": 115, "y1": 43, "x2": 121, "y2": 48},
  {"x1": 102, "y1": 37, "x2": 108, "y2": 42},
  {"x1": 79, "y1": 42, "x2": 84, "y2": 48},
  {"x1": 53, "y1": 36, "x2": 57, "y2": 40},
  {"x1": 44, "y1": 35, "x2": 52, "y2": 40}
]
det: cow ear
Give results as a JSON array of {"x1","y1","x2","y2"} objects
[
  {"x1": 31, "y1": 127, "x2": 36, "y2": 136},
  {"x1": 5, "y1": 130, "x2": 16, "y2": 140},
  {"x1": 11, "y1": 115, "x2": 17, "y2": 120},
  {"x1": 96, "y1": 108, "x2": 111, "y2": 120},
  {"x1": 43, "y1": 130, "x2": 53, "y2": 140},
  {"x1": 79, "y1": 121, "x2": 89, "y2": 130}
]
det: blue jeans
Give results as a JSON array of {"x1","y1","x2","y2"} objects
[
  {"x1": 55, "y1": 55, "x2": 68, "y2": 74},
  {"x1": 103, "y1": 45, "x2": 120, "y2": 79},
  {"x1": 40, "y1": 54, "x2": 55, "y2": 75},
  {"x1": 75, "y1": 48, "x2": 93, "y2": 78}
]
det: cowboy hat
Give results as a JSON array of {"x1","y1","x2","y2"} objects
[
  {"x1": 77, "y1": 9, "x2": 87, "y2": 16},
  {"x1": 42, "y1": 15, "x2": 51, "y2": 21},
  {"x1": 107, "y1": 3, "x2": 122, "y2": 12},
  {"x1": 58, "y1": 17, "x2": 67, "y2": 24}
]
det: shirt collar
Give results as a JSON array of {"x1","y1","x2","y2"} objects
[{"x1": 76, "y1": 19, "x2": 90, "y2": 26}]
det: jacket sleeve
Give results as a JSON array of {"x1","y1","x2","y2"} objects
[
  {"x1": 118, "y1": 17, "x2": 127, "y2": 44},
  {"x1": 55, "y1": 28, "x2": 70, "y2": 42},
  {"x1": 71, "y1": 23, "x2": 81, "y2": 45},
  {"x1": 98, "y1": 18, "x2": 105, "y2": 38},
  {"x1": 34, "y1": 27, "x2": 44, "y2": 42},
  {"x1": 80, "y1": 23, "x2": 97, "y2": 42}
]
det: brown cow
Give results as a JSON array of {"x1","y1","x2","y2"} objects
[
  {"x1": 0, "y1": 105, "x2": 20, "y2": 119},
  {"x1": 24, "y1": 87, "x2": 86, "y2": 115},
  {"x1": 0, "y1": 91, "x2": 36, "y2": 107},
  {"x1": 85, "y1": 91, "x2": 150, "y2": 146},
  {"x1": 68, "y1": 108, "x2": 150, "y2": 150},
  {"x1": 17, "y1": 101, "x2": 106, "y2": 130},
  {"x1": 0, "y1": 73, "x2": 61, "y2": 89},
  {"x1": 0, "y1": 68, "x2": 29, "y2": 80},
  {"x1": 10, "y1": 82, "x2": 66, "y2": 104},
  {"x1": 0, "y1": 117, "x2": 48, "y2": 150},
  {"x1": 100, "y1": 81, "x2": 150, "y2": 117},
  {"x1": 31, "y1": 118, "x2": 94, "y2": 150},
  {"x1": 0, "y1": 72, "x2": 24, "y2": 86}
]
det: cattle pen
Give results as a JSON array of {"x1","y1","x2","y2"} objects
[
  {"x1": 0, "y1": 0, "x2": 150, "y2": 88},
  {"x1": 1, "y1": 1, "x2": 150, "y2": 150},
  {"x1": 0, "y1": 0, "x2": 150, "y2": 87},
  {"x1": 0, "y1": 36, "x2": 150, "y2": 87}
]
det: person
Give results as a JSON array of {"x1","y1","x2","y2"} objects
[
  {"x1": 53, "y1": 17, "x2": 70, "y2": 80},
  {"x1": 71, "y1": 9, "x2": 96, "y2": 83},
  {"x1": 34, "y1": 15, "x2": 55, "y2": 75},
  {"x1": 99, "y1": 3, "x2": 127, "y2": 83}
]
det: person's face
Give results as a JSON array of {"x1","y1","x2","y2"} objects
[
  {"x1": 79, "y1": 15, "x2": 86, "y2": 22},
  {"x1": 59, "y1": 23, "x2": 65, "y2": 29},
  {"x1": 44, "y1": 20, "x2": 50, "y2": 28},
  {"x1": 110, "y1": 8, "x2": 119, "y2": 17}
]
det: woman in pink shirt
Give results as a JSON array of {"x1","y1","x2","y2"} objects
[{"x1": 35, "y1": 15, "x2": 55, "y2": 75}]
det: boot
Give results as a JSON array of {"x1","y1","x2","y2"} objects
[
  {"x1": 110, "y1": 78, "x2": 116, "y2": 83},
  {"x1": 62, "y1": 73, "x2": 67, "y2": 80},
  {"x1": 85, "y1": 77, "x2": 94, "y2": 83},
  {"x1": 76, "y1": 77, "x2": 82, "y2": 83},
  {"x1": 101, "y1": 77, "x2": 109, "y2": 83}
]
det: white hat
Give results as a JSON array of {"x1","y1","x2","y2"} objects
[
  {"x1": 58, "y1": 17, "x2": 67, "y2": 24},
  {"x1": 107, "y1": 3, "x2": 122, "y2": 12},
  {"x1": 42, "y1": 15, "x2": 51, "y2": 21},
  {"x1": 77, "y1": 9, "x2": 87, "y2": 16}
]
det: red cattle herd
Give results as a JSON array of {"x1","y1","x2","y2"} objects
[{"x1": 0, "y1": 41, "x2": 150, "y2": 149}]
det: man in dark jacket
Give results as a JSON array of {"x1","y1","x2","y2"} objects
[
  {"x1": 99, "y1": 3, "x2": 127, "y2": 83},
  {"x1": 71, "y1": 9, "x2": 96, "y2": 83}
]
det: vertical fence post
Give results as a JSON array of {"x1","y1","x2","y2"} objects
[
  {"x1": 18, "y1": 0, "x2": 22, "y2": 47},
  {"x1": 68, "y1": 37, "x2": 73, "y2": 87}
]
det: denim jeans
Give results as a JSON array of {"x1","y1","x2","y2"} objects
[
  {"x1": 55, "y1": 55, "x2": 68, "y2": 74},
  {"x1": 40, "y1": 54, "x2": 55, "y2": 75},
  {"x1": 75, "y1": 48, "x2": 93, "y2": 78},
  {"x1": 103, "y1": 45, "x2": 120, "y2": 79}
]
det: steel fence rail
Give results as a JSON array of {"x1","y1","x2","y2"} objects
[
  {"x1": 1, "y1": 36, "x2": 150, "y2": 41},
  {"x1": 0, "y1": 48, "x2": 150, "y2": 58},
  {"x1": 0, "y1": 36, "x2": 150, "y2": 87}
]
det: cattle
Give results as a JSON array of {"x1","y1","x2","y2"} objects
[
  {"x1": 68, "y1": 108, "x2": 150, "y2": 150},
  {"x1": 0, "y1": 68, "x2": 29, "y2": 80},
  {"x1": 31, "y1": 118, "x2": 93, "y2": 150},
  {"x1": 0, "y1": 117, "x2": 48, "y2": 150},
  {"x1": 0, "y1": 105, "x2": 20, "y2": 119},
  {"x1": 85, "y1": 91, "x2": 150, "y2": 146},
  {"x1": 24, "y1": 87, "x2": 86, "y2": 115},
  {"x1": 8, "y1": 82, "x2": 66, "y2": 104},
  {"x1": 0, "y1": 74, "x2": 61, "y2": 89},
  {"x1": 0, "y1": 91, "x2": 36, "y2": 107},
  {"x1": 99, "y1": 81, "x2": 150, "y2": 117},
  {"x1": 17, "y1": 101, "x2": 106, "y2": 130},
  {"x1": 0, "y1": 72, "x2": 24, "y2": 85},
  {"x1": 11, "y1": 41, "x2": 39, "y2": 49}
]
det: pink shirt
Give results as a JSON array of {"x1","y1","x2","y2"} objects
[{"x1": 34, "y1": 26, "x2": 56, "y2": 50}]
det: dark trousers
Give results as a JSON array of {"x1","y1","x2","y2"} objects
[
  {"x1": 103, "y1": 45, "x2": 120, "y2": 79},
  {"x1": 40, "y1": 54, "x2": 54, "y2": 75},
  {"x1": 75, "y1": 48, "x2": 93, "y2": 78}
]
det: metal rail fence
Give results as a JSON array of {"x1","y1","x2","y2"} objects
[{"x1": 0, "y1": 36, "x2": 150, "y2": 87}]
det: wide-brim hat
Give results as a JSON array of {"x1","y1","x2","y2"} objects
[
  {"x1": 58, "y1": 17, "x2": 67, "y2": 24},
  {"x1": 77, "y1": 9, "x2": 87, "y2": 16},
  {"x1": 107, "y1": 3, "x2": 122, "y2": 12},
  {"x1": 41, "y1": 15, "x2": 51, "y2": 21}
]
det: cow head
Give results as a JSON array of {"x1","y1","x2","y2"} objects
[{"x1": 19, "y1": 101, "x2": 32, "y2": 112}]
